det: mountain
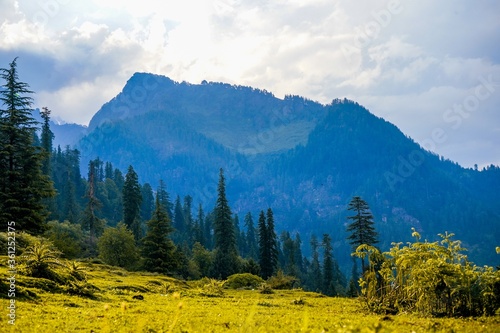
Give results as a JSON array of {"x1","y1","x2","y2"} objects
[
  {"x1": 76, "y1": 72, "x2": 500, "y2": 268},
  {"x1": 33, "y1": 108, "x2": 87, "y2": 149}
]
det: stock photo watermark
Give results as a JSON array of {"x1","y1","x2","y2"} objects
[
  {"x1": 341, "y1": 0, "x2": 403, "y2": 61},
  {"x1": 33, "y1": 0, "x2": 71, "y2": 26},
  {"x1": 385, "y1": 74, "x2": 498, "y2": 191},
  {"x1": 6, "y1": 221, "x2": 17, "y2": 325}
]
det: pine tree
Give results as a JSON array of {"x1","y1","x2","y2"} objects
[
  {"x1": 258, "y1": 208, "x2": 278, "y2": 279},
  {"x1": 157, "y1": 179, "x2": 173, "y2": 219},
  {"x1": 309, "y1": 234, "x2": 322, "y2": 292},
  {"x1": 266, "y1": 208, "x2": 278, "y2": 276},
  {"x1": 322, "y1": 234, "x2": 336, "y2": 296},
  {"x1": 346, "y1": 196, "x2": 378, "y2": 273},
  {"x1": 141, "y1": 195, "x2": 178, "y2": 274},
  {"x1": 0, "y1": 58, "x2": 55, "y2": 234},
  {"x1": 122, "y1": 165, "x2": 142, "y2": 241},
  {"x1": 140, "y1": 183, "x2": 154, "y2": 221},
  {"x1": 39, "y1": 107, "x2": 54, "y2": 176},
  {"x1": 81, "y1": 161, "x2": 105, "y2": 237},
  {"x1": 212, "y1": 168, "x2": 238, "y2": 279},
  {"x1": 244, "y1": 212, "x2": 258, "y2": 260}
]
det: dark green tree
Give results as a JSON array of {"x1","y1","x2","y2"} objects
[
  {"x1": 258, "y1": 208, "x2": 278, "y2": 279},
  {"x1": 157, "y1": 179, "x2": 173, "y2": 219},
  {"x1": 80, "y1": 160, "x2": 105, "y2": 255},
  {"x1": 140, "y1": 183, "x2": 154, "y2": 221},
  {"x1": 0, "y1": 58, "x2": 55, "y2": 234},
  {"x1": 97, "y1": 223, "x2": 140, "y2": 270},
  {"x1": 212, "y1": 168, "x2": 239, "y2": 279},
  {"x1": 244, "y1": 212, "x2": 258, "y2": 260},
  {"x1": 308, "y1": 234, "x2": 322, "y2": 292},
  {"x1": 39, "y1": 107, "x2": 54, "y2": 176},
  {"x1": 141, "y1": 195, "x2": 178, "y2": 274},
  {"x1": 346, "y1": 196, "x2": 378, "y2": 273},
  {"x1": 322, "y1": 233, "x2": 336, "y2": 296},
  {"x1": 122, "y1": 165, "x2": 142, "y2": 241}
]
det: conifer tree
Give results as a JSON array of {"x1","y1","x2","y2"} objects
[
  {"x1": 258, "y1": 208, "x2": 278, "y2": 279},
  {"x1": 81, "y1": 160, "x2": 105, "y2": 238},
  {"x1": 157, "y1": 179, "x2": 173, "y2": 219},
  {"x1": 140, "y1": 183, "x2": 154, "y2": 221},
  {"x1": 244, "y1": 212, "x2": 258, "y2": 260},
  {"x1": 122, "y1": 165, "x2": 142, "y2": 241},
  {"x1": 322, "y1": 234, "x2": 336, "y2": 296},
  {"x1": 309, "y1": 234, "x2": 322, "y2": 292},
  {"x1": 212, "y1": 168, "x2": 238, "y2": 278},
  {"x1": 346, "y1": 196, "x2": 378, "y2": 273},
  {"x1": 39, "y1": 107, "x2": 54, "y2": 176},
  {"x1": 0, "y1": 58, "x2": 54, "y2": 234},
  {"x1": 142, "y1": 195, "x2": 178, "y2": 274}
]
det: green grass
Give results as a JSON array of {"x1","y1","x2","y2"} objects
[{"x1": 1, "y1": 258, "x2": 499, "y2": 332}]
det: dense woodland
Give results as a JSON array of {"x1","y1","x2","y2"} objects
[{"x1": 1, "y1": 59, "x2": 499, "y2": 317}]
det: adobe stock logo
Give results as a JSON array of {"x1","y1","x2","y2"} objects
[
  {"x1": 341, "y1": 0, "x2": 403, "y2": 62},
  {"x1": 33, "y1": 0, "x2": 71, "y2": 26}
]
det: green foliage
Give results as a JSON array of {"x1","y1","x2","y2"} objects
[
  {"x1": 267, "y1": 270, "x2": 299, "y2": 290},
  {"x1": 225, "y1": 273, "x2": 264, "y2": 289},
  {"x1": 212, "y1": 168, "x2": 239, "y2": 279},
  {"x1": 346, "y1": 196, "x2": 378, "y2": 273},
  {"x1": 122, "y1": 165, "x2": 142, "y2": 241},
  {"x1": 97, "y1": 223, "x2": 140, "y2": 270},
  {"x1": 258, "y1": 209, "x2": 278, "y2": 279},
  {"x1": 354, "y1": 229, "x2": 500, "y2": 317},
  {"x1": 44, "y1": 220, "x2": 84, "y2": 258},
  {"x1": 141, "y1": 196, "x2": 178, "y2": 274},
  {"x1": 0, "y1": 58, "x2": 55, "y2": 234},
  {"x1": 197, "y1": 278, "x2": 225, "y2": 297},
  {"x1": 21, "y1": 238, "x2": 64, "y2": 282}
]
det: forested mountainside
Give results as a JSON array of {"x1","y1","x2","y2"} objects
[{"x1": 76, "y1": 73, "x2": 500, "y2": 267}]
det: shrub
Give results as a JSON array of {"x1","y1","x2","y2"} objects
[
  {"x1": 97, "y1": 223, "x2": 140, "y2": 270},
  {"x1": 225, "y1": 273, "x2": 264, "y2": 289},
  {"x1": 44, "y1": 221, "x2": 84, "y2": 259},
  {"x1": 267, "y1": 270, "x2": 299, "y2": 290},
  {"x1": 21, "y1": 238, "x2": 64, "y2": 282},
  {"x1": 355, "y1": 230, "x2": 500, "y2": 317}
]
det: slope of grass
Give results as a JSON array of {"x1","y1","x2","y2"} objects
[{"x1": 1, "y1": 257, "x2": 499, "y2": 332}]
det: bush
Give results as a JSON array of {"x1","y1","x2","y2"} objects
[
  {"x1": 21, "y1": 238, "x2": 64, "y2": 282},
  {"x1": 267, "y1": 270, "x2": 299, "y2": 290},
  {"x1": 44, "y1": 221, "x2": 84, "y2": 259},
  {"x1": 225, "y1": 273, "x2": 264, "y2": 289},
  {"x1": 97, "y1": 223, "x2": 140, "y2": 270},
  {"x1": 355, "y1": 230, "x2": 500, "y2": 317}
]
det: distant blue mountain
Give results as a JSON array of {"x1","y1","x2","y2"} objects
[
  {"x1": 33, "y1": 108, "x2": 87, "y2": 149},
  {"x1": 76, "y1": 73, "x2": 500, "y2": 268}
]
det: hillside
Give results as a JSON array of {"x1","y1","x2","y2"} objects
[
  {"x1": 1, "y1": 257, "x2": 498, "y2": 332},
  {"x1": 76, "y1": 73, "x2": 500, "y2": 268}
]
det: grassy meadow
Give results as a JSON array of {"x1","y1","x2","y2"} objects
[{"x1": 1, "y1": 258, "x2": 499, "y2": 333}]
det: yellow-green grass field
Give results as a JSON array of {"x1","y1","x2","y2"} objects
[{"x1": 1, "y1": 258, "x2": 499, "y2": 333}]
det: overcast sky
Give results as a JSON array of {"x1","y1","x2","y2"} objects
[{"x1": 0, "y1": 0, "x2": 499, "y2": 168}]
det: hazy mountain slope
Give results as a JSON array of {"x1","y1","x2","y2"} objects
[{"x1": 77, "y1": 73, "x2": 500, "y2": 267}]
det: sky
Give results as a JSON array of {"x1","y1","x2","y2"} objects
[{"x1": 0, "y1": 0, "x2": 499, "y2": 168}]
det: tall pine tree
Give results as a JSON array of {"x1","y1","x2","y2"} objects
[
  {"x1": 142, "y1": 195, "x2": 178, "y2": 274},
  {"x1": 258, "y1": 208, "x2": 278, "y2": 279},
  {"x1": 346, "y1": 196, "x2": 378, "y2": 273},
  {"x1": 122, "y1": 165, "x2": 142, "y2": 241},
  {"x1": 0, "y1": 58, "x2": 54, "y2": 234},
  {"x1": 212, "y1": 168, "x2": 239, "y2": 279}
]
